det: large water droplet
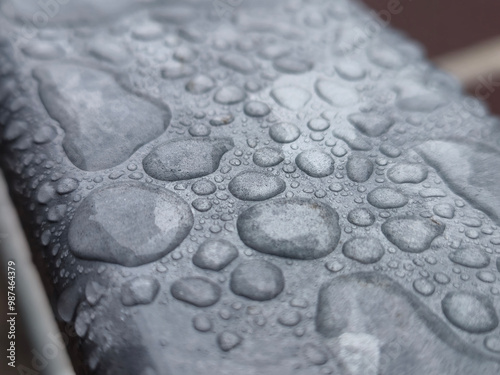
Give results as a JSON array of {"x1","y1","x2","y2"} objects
[
  {"x1": 220, "y1": 54, "x2": 255, "y2": 74},
  {"x1": 34, "y1": 64, "x2": 168, "y2": 171},
  {"x1": 315, "y1": 79, "x2": 358, "y2": 107},
  {"x1": 186, "y1": 75, "x2": 215, "y2": 94},
  {"x1": 273, "y1": 57, "x2": 312, "y2": 74},
  {"x1": 346, "y1": 155, "x2": 374, "y2": 182},
  {"x1": 387, "y1": 163, "x2": 428, "y2": 184},
  {"x1": 121, "y1": 277, "x2": 160, "y2": 306},
  {"x1": 269, "y1": 123, "x2": 300, "y2": 143},
  {"x1": 171, "y1": 277, "x2": 221, "y2": 307},
  {"x1": 449, "y1": 248, "x2": 490, "y2": 269},
  {"x1": 413, "y1": 278, "x2": 435, "y2": 296},
  {"x1": 347, "y1": 208, "x2": 375, "y2": 227},
  {"x1": 295, "y1": 150, "x2": 335, "y2": 178},
  {"x1": 347, "y1": 113, "x2": 394, "y2": 137},
  {"x1": 143, "y1": 138, "x2": 234, "y2": 181},
  {"x1": 243, "y1": 101, "x2": 271, "y2": 117},
  {"x1": 193, "y1": 239, "x2": 238, "y2": 271},
  {"x1": 271, "y1": 86, "x2": 311, "y2": 110},
  {"x1": 214, "y1": 85, "x2": 246, "y2": 105},
  {"x1": 68, "y1": 183, "x2": 193, "y2": 266},
  {"x1": 442, "y1": 292, "x2": 498, "y2": 333},
  {"x1": 342, "y1": 237, "x2": 384, "y2": 264},
  {"x1": 228, "y1": 171, "x2": 285, "y2": 201},
  {"x1": 367, "y1": 44, "x2": 405, "y2": 69},
  {"x1": 217, "y1": 331, "x2": 242, "y2": 351},
  {"x1": 381, "y1": 216, "x2": 445, "y2": 253},
  {"x1": 417, "y1": 140, "x2": 500, "y2": 225},
  {"x1": 367, "y1": 187, "x2": 408, "y2": 209},
  {"x1": 192, "y1": 179, "x2": 216, "y2": 195},
  {"x1": 253, "y1": 147, "x2": 284, "y2": 167}
]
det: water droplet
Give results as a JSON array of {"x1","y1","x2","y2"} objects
[
  {"x1": 417, "y1": 140, "x2": 500, "y2": 226},
  {"x1": 477, "y1": 271, "x2": 496, "y2": 283},
  {"x1": 192, "y1": 198, "x2": 212, "y2": 212},
  {"x1": 273, "y1": 57, "x2": 312, "y2": 74},
  {"x1": 303, "y1": 343, "x2": 328, "y2": 365},
  {"x1": 253, "y1": 147, "x2": 284, "y2": 167},
  {"x1": 85, "y1": 281, "x2": 105, "y2": 306},
  {"x1": 258, "y1": 44, "x2": 291, "y2": 59},
  {"x1": 188, "y1": 124, "x2": 211, "y2": 137},
  {"x1": 295, "y1": 150, "x2": 335, "y2": 178},
  {"x1": 47, "y1": 204, "x2": 67, "y2": 222},
  {"x1": 379, "y1": 143, "x2": 401, "y2": 158},
  {"x1": 484, "y1": 336, "x2": 500, "y2": 353},
  {"x1": 419, "y1": 188, "x2": 447, "y2": 198},
  {"x1": 192, "y1": 179, "x2": 216, "y2": 195},
  {"x1": 278, "y1": 310, "x2": 301, "y2": 326},
  {"x1": 143, "y1": 138, "x2": 234, "y2": 181},
  {"x1": 348, "y1": 113, "x2": 394, "y2": 137},
  {"x1": 173, "y1": 46, "x2": 198, "y2": 63},
  {"x1": 315, "y1": 79, "x2": 358, "y2": 107},
  {"x1": 220, "y1": 54, "x2": 255, "y2": 74},
  {"x1": 347, "y1": 208, "x2": 375, "y2": 227},
  {"x1": 131, "y1": 23, "x2": 163, "y2": 41},
  {"x1": 209, "y1": 113, "x2": 234, "y2": 126},
  {"x1": 413, "y1": 278, "x2": 435, "y2": 296},
  {"x1": 193, "y1": 239, "x2": 238, "y2": 271},
  {"x1": 442, "y1": 292, "x2": 498, "y2": 333},
  {"x1": 34, "y1": 64, "x2": 168, "y2": 171},
  {"x1": 229, "y1": 171, "x2": 285, "y2": 201},
  {"x1": 162, "y1": 61, "x2": 196, "y2": 79},
  {"x1": 37, "y1": 182, "x2": 55, "y2": 204},
  {"x1": 367, "y1": 187, "x2": 408, "y2": 209},
  {"x1": 387, "y1": 164, "x2": 428, "y2": 184},
  {"x1": 33, "y1": 126, "x2": 56, "y2": 144},
  {"x1": 432, "y1": 203, "x2": 455, "y2": 219},
  {"x1": 449, "y1": 248, "x2": 490, "y2": 269},
  {"x1": 271, "y1": 86, "x2": 311, "y2": 110},
  {"x1": 68, "y1": 183, "x2": 193, "y2": 266},
  {"x1": 186, "y1": 75, "x2": 215, "y2": 94},
  {"x1": 22, "y1": 41, "x2": 65, "y2": 60},
  {"x1": 217, "y1": 331, "x2": 241, "y2": 351},
  {"x1": 121, "y1": 277, "x2": 160, "y2": 306},
  {"x1": 308, "y1": 118, "x2": 330, "y2": 132},
  {"x1": 332, "y1": 127, "x2": 372, "y2": 151},
  {"x1": 237, "y1": 198, "x2": 340, "y2": 259},
  {"x1": 57, "y1": 283, "x2": 82, "y2": 322},
  {"x1": 381, "y1": 216, "x2": 445, "y2": 253},
  {"x1": 214, "y1": 85, "x2": 246, "y2": 105},
  {"x1": 193, "y1": 314, "x2": 212, "y2": 332},
  {"x1": 342, "y1": 237, "x2": 384, "y2": 264},
  {"x1": 434, "y1": 272, "x2": 450, "y2": 284},
  {"x1": 230, "y1": 260, "x2": 284, "y2": 301},
  {"x1": 243, "y1": 101, "x2": 271, "y2": 117},
  {"x1": 346, "y1": 155, "x2": 374, "y2": 182},
  {"x1": 367, "y1": 44, "x2": 405, "y2": 69},
  {"x1": 269, "y1": 123, "x2": 301, "y2": 143},
  {"x1": 335, "y1": 61, "x2": 365, "y2": 81},
  {"x1": 89, "y1": 39, "x2": 130, "y2": 64},
  {"x1": 171, "y1": 277, "x2": 221, "y2": 307}
]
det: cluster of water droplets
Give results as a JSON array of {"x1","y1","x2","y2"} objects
[{"x1": 1, "y1": 0, "x2": 500, "y2": 372}]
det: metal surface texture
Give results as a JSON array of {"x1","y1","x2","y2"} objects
[{"x1": 1, "y1": 0, "x2": 500, "y2": 374}]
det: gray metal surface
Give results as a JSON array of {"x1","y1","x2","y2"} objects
[{"x1": 1, "y1": 0, "x2": 500, "y2": 374}]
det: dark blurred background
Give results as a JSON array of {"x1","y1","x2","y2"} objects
[{"x1": 362, "y1": 0, "x2": 500, "y2": 115}]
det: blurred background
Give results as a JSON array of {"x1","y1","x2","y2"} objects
[{"x1": 3, "y1": 0, "x2": 500, "y2": 374}]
